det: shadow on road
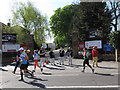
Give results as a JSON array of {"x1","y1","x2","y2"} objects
[
  {"x1": 54, "y1": 64, "x2": 64, "y2": 68},
  {"x1": 94, "y1": 73, "x2": 114, "y2": 76},
  {"x1": 27, "y1": 76, "x2": 48, "y2": 81},
  {"x1": 23, "y1": 80, "x2": 46, "y2": 88},
  {"x1": 42, "y1": 72, "x2": 52, "y2": 75},
  {"x1": 45, "y1": 66, "x2": 65, "y2": 70},
  {"x1": 98, "y1": 66, "x2": 117, "y2": 69},
  {"x1": 0, "y1": 68, "x2": 8, "y2": 72},
  {"x1": 64, "y1": 64, "x2": 85, "y2": 68},
  {"x1": 70, "y1": 64, "x2": 83, "y2": 68}
]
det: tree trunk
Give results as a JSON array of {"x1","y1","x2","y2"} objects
[
  {"x1": 72, "y1": 31, "x2": 78, "y2": 58},
  {"x1": 115, "y1": 48, "x2": 118, "y2": 62}
]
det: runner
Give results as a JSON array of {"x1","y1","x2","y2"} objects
[
  {"x1": 59, "y1": 47, "x2": 65, "y2": 65},
  {"x1": 19, "y1": 47, "x2": 28, "y2": 81},
  {"x1": 32, "y1": 50, "x2": 43, "y2": 74},
  {"x1": 81, "y1": 48, "x2": 94, "y2": 73},
  {"x1": 24, "y1": 49, "x2": 33, "y2": 77},
  {"x1": 66, "y1": 47, "x2": 73, "y2": 65},
  {"x1": 13, "y1": 50, "x2": 21, "y2": 74},
  {"x1": 39, "y1": 46, "x2": 46, "y2": 67},
  {"x1": 49, "y1": 48, "x2": 55, "y2": 65},
  {"x1": 92, "y1": 47, "x2": 99, "y2": 67}
]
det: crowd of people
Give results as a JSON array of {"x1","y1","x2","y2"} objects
[{"x1": 12, "y1": 46, "x2": 98, "y2": 81}]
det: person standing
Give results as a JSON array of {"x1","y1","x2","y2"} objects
[
  {"x1": 13, "y1": 51, "x2": 21, "y2": 74},
  {"x1": 59, "y1": 47, "x2": 65, "y2": 65},
  {"x1": 49, "y1": 49, "x2": 55, "y2": 65},
  {"x1": 32, "y1": 50, "x2": 43, "y2": 74},
  {"x1": 81, "y1": 48, "x2": 94, "y2": 73},
  {"x1": 39, "y1": 46, "x2": 46, "y2": 67},
  {"x1": 92, "y1": 47, "x2": 99, "y2": 67},
  {"x1": 66, "y1": 47, "x2": 73, "y2": 65},
  {"x1": 19, "y1": 47, "x2": 28, "y2": 81}
]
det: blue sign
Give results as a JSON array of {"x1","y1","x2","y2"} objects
[{"x1": 104, "y1": 43, "x2": 114, "y2": 51}]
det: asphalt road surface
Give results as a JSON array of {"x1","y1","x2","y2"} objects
[{"x1": 0, "y1": 50, "x2": 119, "y2": 89}]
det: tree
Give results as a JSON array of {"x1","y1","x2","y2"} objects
[
  {"x1": 74, "y1": 2, "x2": 112, "y2": 42},
  {"x1": 12, "y1": 1, "x2": 49, "y2": 46},
  {"x1": 50, "y1": 2, "x2": 112, "y2": 48},
  {"x1": 50, "y1": 5, "x2": 79, "y2": 47},
  {"x1": 109, "y1": 31, "x2": 120, "y2": 51},
  {"x1": 108, "y1": 0, "x2": 120, "y2": 62}
]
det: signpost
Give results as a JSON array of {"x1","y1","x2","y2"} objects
[{"x1": 85, "y1": 40, "x2": 102, "y2": 49}]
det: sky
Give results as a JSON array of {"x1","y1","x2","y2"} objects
[{"x1": 0, "y1": 0, "x2": 77, "y2": 43}]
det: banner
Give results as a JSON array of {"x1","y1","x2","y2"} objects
[
  {"x1": 2, "y1": 44, "x2": 20, "y2": 52},
  {"x1": 78, "y1": 42, "x2": 84, "y2": 50},
  {"x1": 85, "y1": 40, "x2": 102, "y2": 49},
  {"x1": 104, "y1": 43, "x2": 114, "y2": 51}
]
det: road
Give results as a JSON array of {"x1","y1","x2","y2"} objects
[{"x1": 0, "y1": 50, "x2": 119, "y2": 89}]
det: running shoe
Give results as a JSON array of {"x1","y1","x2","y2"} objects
[
  {"x1": 41, "y1": 68, "x2": 43, "y2": 72},
  {"x1": 92, "y1": 69, "x2": 94, "y2": 73},
  {"x1": 81, "y1": 70, "x2": 84, "y2": 72},
  {"x1": 12, "y1": 71, "x2": 15, "y2": 74},
  {"x1": 31, "y1": 70, "x2": 35, "y2": 74},
  {"x1": 18, "y1": 79, "x2": 24, "y2": 81}
]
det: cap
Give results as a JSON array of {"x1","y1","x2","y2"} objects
[
  {"x1": 19, "y1": 47, "x2": 24, "y2": 51},
  {"x1": 27, "y1": 49, "x2": 30, "y2": 53}
]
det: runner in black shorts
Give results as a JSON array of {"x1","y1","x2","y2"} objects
[
  {"x1": 81, "y1": 48, "x2": 94, "y2": 73},
  {"x1": 39, "y1": 46, "x2": 46, "y2": 68},
  {"x1": 19, "y1": 47, "x2": 28, "y2": 81},
  {"x1": 24, "y1": 49, "x2": 33, "y2": 77}
]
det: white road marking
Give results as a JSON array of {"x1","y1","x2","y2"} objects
[
  {"x1": 111, "y1": 73, "x2": 119, "y2": 75},
  {"x1": 46, "y1": 85, "x2": 119, "y2": 88}
]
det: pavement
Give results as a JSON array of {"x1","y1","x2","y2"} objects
[{"x1": 0, "y1": 50, "x2": 119, "y2": 89}]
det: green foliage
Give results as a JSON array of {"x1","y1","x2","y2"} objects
[
  {"x1": 12, "y1": 26, "x2": 28, "y2": 44},
  {"x1": 50, "y1": 2, "x2": 112, "y2": 47},
  {"x1": 75, "y1": 2, "x2": 112, "y2": 41},
  {"x1": 109, "y1": 31, "x2": 120, "y2": 50},
  {"x1": 50, "y1": 5, "x2": 78, "y2": 47},
  {"x1": 12, "y1": 1, "x2": 49, "y2": 46}
]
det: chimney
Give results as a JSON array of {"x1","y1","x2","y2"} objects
[
  {"x1": 7, "y1": 19, "x2": 11, "y2": 27},
  {"x1": 7, "y1": 23, "x2": 10, "y2": 27}
]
